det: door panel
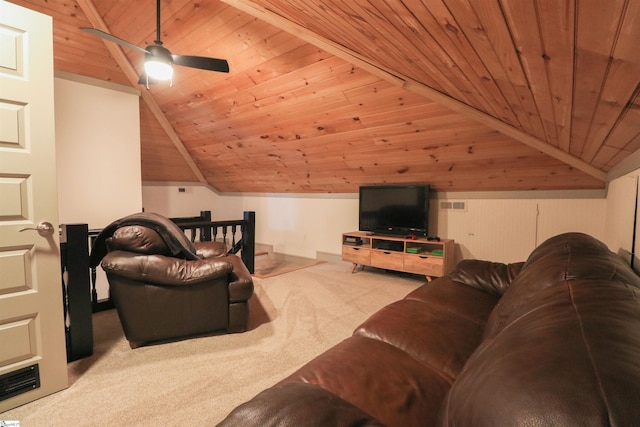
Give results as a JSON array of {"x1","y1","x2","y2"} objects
[{"x1": 0, "y1": 2, "x2": 68, "y2": 411}]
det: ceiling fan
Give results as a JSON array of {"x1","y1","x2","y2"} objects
[{"x1": 81, "y1": 0, "x2": 229, "y2": 86}]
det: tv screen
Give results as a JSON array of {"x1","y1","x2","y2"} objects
[{"x1": 359, "y1": 184, "x2": 430, "y2": 237}]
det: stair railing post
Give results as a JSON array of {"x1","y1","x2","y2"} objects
[{"x1": 242, "y1": 211, "x2": 256, "y2": 274}]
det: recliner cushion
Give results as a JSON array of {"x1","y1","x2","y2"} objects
[
  {"x1": 90, "y1": 212, "x2": 201, "y2": 267},
  {"x1": 106, "y1": 225, "x2": 171, "y2": 255},
  {"x1": 101, "y1": 251, "x2": 233, "y2": 286}
]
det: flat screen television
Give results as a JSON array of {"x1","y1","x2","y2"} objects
[{"x1": 359, "y1": 184, "x2": 430, "y2": 237}]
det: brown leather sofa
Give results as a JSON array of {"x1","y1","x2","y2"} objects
[
  {"x1": 91, "y1": 212, "x2": 254, "y2": 348},
  {"x1": 217, "y1": 232, "x2": 640, "y2": 426}
]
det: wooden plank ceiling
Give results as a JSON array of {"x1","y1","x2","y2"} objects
[{"x1": 8, "y1": 0, "x2": 640, "y2": 193}]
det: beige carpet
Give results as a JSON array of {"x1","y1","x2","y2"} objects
[{"x1": 2, "y1": 262, "x2": 424, "y2": 426}]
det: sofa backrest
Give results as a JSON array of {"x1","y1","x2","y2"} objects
[
  {"x1": 439, "y1": 232, "x2": 640, "y2": 426},
  {"x1": 484, "y1": 232, "x2": 640, "y2": 340}
]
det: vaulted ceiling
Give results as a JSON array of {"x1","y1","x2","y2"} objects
[{"x1": 9, "y1": 0, "x2": 640, "y2": 193}]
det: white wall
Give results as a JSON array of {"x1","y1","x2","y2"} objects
[
  {"x1": 142, "y1": 185, "x2": 357, "y2": 259},
  {"x1": 239, "y1": 194, "x2": 359, "y2": 259},
  {"x1": 142, "y1": 183, "x2": 242, "y2": 220},
  {"x1": 605, "y1": 169, "x2": 640, "y2": 266},
  {"x1": 436, "y1": 196, "x2": 606, "y2": 263},
  {"x1": 55, "y1": 74, "x2": 142, "y2": 229},
  {"x1": 142, "y1": 184, "x2": 608, "y2": 263}
]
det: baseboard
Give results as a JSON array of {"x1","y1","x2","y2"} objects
[
  {"x1": 255, "y1": 245, "x2": 341, "y2": 264},
  {"x1": 316, "y1": 251, "x2": 342, "y2": 264},
  {"x1": 255, "y1": 242, "x2": 273, "y2": 256}
]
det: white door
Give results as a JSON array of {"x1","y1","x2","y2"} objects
[{"x1": 0, "y1": 1, "x2": 68, "y2": 411}]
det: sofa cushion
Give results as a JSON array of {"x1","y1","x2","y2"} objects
[
  {"x1": 218, "y1": 382, "x2": 385, "y2": 427},
  {"x1": 439, "y1": 279, "x2": 640, "y2": 427},
  {"x1": 449, "y1": 259, "x2": 524, "y2": 296},
  {"x1": 440, "y1": 232, "x2": 640, "y2": 426},
  {"x1": 355, "y1": 279, "x2": 499, "y2": 380},
  {"x1": 280, "y1": 335, "x2": 452, "y2": 427},
  {"x1": 405, "y1": 277, "x2": 499, "y2": 326}
]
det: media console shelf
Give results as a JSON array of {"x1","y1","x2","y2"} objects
[{"x1": 342, "y1": 231, "x2": 455, "y2": 281}]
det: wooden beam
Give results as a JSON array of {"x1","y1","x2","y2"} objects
[
  {"x1": 222, "y1": 0, "x2": 607, "y2": 182},
  {"x1": 75, "y1": 0, "x2": 208, "y2": 184}
]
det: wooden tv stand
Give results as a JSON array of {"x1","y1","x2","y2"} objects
[{"x1": 342, "y1": 232, "x2": 454, "y2": 280}]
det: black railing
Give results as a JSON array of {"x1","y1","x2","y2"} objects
[
  {"x1": 61, "y1": 210, "x2": 256, "y2": 361},
  {"x1": 88, "y1": 228, "x2": 109, "y2": 313},
  {"x1": 60, "y1": 224, "x2": 93, "y2": 362},
  {"x1": 169, "y1": 211, "x2": 256, "y2": 274}
]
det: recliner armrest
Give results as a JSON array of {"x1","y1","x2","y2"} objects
[
  {"x1": 194, "y1": 241, "x2": 229, "y2": 258},
  {"x1": 220, "y1": 254, "x2": 254, "y2": 302},
  {"x1": 101, "y1": 250, "x2": 234, "y2": 286}
]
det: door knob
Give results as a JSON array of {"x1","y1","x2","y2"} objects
[{"x1": 19, "y1": 221, "x2": 54, "y2": 236}]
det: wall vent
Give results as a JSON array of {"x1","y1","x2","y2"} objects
[
  {"x1": 440, "y1": 200, "x2": 467, "y2": 211},
  {"x1": 0, "y1": 364, "x2": 40, "y2": 402}
]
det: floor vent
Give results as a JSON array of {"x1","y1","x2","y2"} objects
[
  {"x1": 440, "y1": 200, "x2": 467, "y2": 211},
  {"x1": 0, "y1": 364, "x2": 40, "y2": 402}
]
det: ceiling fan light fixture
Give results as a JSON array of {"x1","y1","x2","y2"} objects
[
  {"x1": 144, "y1": 44, "x2": 173, "y2": 81},
  {"x1": 145, "y1": 58, "x2": 173, "y2": 80}
]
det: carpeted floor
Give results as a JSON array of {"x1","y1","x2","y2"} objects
[
  {"x1": 252, "y1": 253, "x2": 326, "y2": 278},
  {"x1": 2, "y1": 262, "x2": 424, "y2": 426}
]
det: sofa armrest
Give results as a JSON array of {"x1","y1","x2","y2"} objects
[
  {"x1": 101, "y1": 250, "x2": 233, "y2": 286},
  {"x1": 220, "y1": 254, "x2": 254, "y2": 302},
  {"x1": 450, "y1": 259, "x2": 524, "y2": 296},
  {"x1": 217, "y1": 382, "x2": 385, "y2": 427}
]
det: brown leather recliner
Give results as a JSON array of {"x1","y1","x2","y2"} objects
[{"x1": 91, "y1": 212, "x2": 254, "y2": 348}]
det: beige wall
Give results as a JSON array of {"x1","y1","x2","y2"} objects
[
  {"x1": 55, "y1": 74, "x2": 142, "y2": 301},
  {"x1": 55, "y1": 74, "x2": 142, "y2": 229}
]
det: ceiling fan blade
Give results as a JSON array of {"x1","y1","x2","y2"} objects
[
  {"x1": 80, "y1": 28, "x2": 149, "y2": 55},
  {"x1": 172, "y1": 54, "x2": 230, "y2": 73}
]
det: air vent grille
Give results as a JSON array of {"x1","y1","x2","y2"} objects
[
  {"x1": 440, "y1": 200, "x2": 467, "y2": 211},
  {"x1": 0, "y1": 364, "x2": 40, "y2": 402}
]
